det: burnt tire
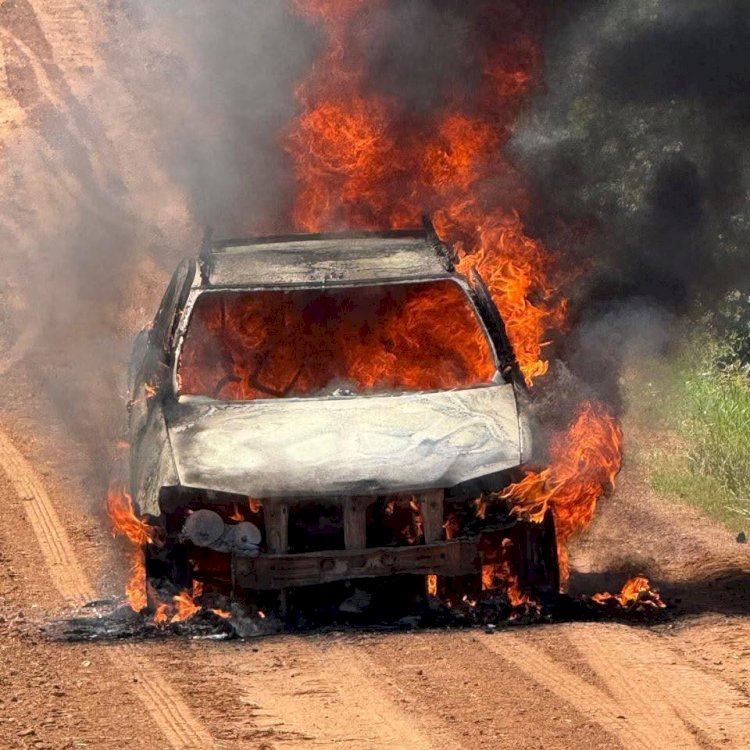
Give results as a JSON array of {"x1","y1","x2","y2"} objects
[
  {"x1": 433, "y1": 510, "x2": 560, "y2": 605},
  {"x1": 145, "y1": 540, "x2": 193, "y2": 590},
  {"x1": 509, "y1": 509, "x2": 560, "y2": 600}
]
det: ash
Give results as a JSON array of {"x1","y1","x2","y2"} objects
[{"x1": 48, "y1": 584, "x2": 670, "y2": 643}]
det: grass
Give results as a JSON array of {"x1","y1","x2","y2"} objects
[{"x1": 632, "y1": 333, "x2": 750, "y2": 531}]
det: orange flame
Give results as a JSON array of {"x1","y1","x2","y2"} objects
[
  {"x1": 178, "y1": 283, "x2": 496, "y2": 399},
  {"x1": 442, "y1": 514, "x2": 460, "y2": 541},
  {"x1": 149, "y1": 581, "x2": 234, "y2": 627},
  {"x1": 112, "y1": 4, "x2": 628, "y2": 617},
  {"x1": 153, "y1": 603, "x2": 170, "y2": 625},
  {"x1": 171, "y1": 581, "x2": 203, "y2": 623},
  {"x1": 426, "y1": 574, "x2": 438, "y2": 597},
  {"x1": 107, "y1": 485, "x2": 231, "y2": 625},
  {"x1": 125, "y1": 549, "x2": 148, "y2": 614},
  {"x1": 454, "y1": 213, "x2": 568, "y2": 384},
  {"x1": 592, "y1": 576, "x2": 666, "y2": 609},
  {"x1": 229, "y1": 503, "x2": 244, "y2": 522},
  {"x1": 481, "y1": 538, "x2": 535, "y2": 608},
  {"x1": 107, "y1": 485, "x2": 155, "y2": 612},
  {"x1": 286, "y1": 2, "x2": 562, "y2": 384},
  {"x1": 282, "y1": 4, "x2": 626, "y2": 604},
  {"x1": 502, "y1": 401, "x2": 623, "y2": 583},
  {"x1": 106, "y1": 485, "x2": 153, "y2": 546}
]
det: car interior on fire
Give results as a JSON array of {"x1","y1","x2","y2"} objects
[{"x1": 177, "y1": 279, "x2": 498, "y2": 400}]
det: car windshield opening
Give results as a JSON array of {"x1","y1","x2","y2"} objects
[{"x1": 177, "y1": 279, "x2": 496, "y2": 400}]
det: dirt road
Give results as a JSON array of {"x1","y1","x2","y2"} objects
[
  {"x1": 0, "y1": 1, "x2": 749, "y2": 748},
  {"x1": 1, "y1": 407, "x2": 749, "y2": 750}
]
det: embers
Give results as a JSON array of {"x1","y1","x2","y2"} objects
[{"x1": 368, "y1": 496, "x2": 425, "y2": 547}]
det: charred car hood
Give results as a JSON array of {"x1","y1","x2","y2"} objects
[{"x1": 166, "y1": 385, "x2": 525, "y2": 498}]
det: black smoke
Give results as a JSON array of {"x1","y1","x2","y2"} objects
[
  {"x1": 516, "y1": 0, "x2": 750, "y2": 313},
  {"x1": 510, "y1": 0, "x2": 750, "y2": 411}
]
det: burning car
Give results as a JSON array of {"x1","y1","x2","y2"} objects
[{"x1": 126, "y1": 224, "x2": 559, "y2": 607}]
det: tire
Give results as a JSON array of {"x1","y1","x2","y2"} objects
[{"x1": 510, "y1": 509, "x2": 560, "y2": 600}]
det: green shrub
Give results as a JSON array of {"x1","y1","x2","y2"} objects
[
  {"x1": 641, "y1": 330, "x2": 750, "y2": 528},
  {"x1": 714, "y1": 290, "x2": 750, "y2": 376}
]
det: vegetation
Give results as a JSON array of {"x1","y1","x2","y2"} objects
[{"x1": 635, "y1": 296, "x2": 750, "y2": 530}]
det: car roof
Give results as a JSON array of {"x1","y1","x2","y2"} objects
[{"x1": 199, "y1": 227, "x2": 457, "y2": 287}]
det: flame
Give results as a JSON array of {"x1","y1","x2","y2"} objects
[
  {"x1": 171, "y1": 582, "x2": 203, "y2": 623},
  {"x1": 110, "y1": 4, "x2": 628, "y2": 618},
  {"x1": 410, "y1": 496, "x2": 425, "y2": 542},
  {"x1": 209, "y1": 608, "x2": 232, "y2": 620},
  {"x1": 286, "y1": 2, "x2": 563, "y2": 384},
  {"x1": 129, "y1": 381, "x2": 159, "y2": 408},
  {"x1": 481, "y1": 564, "x2": 496, "y2": 590},
  {"x1": 283, "y1": 4, "x2": 623, "y2": 602},
  {"x1": 229, "y1": 503, "x2": 244, "y2": 522},
  {"x1": 154, "y1": 602, "x2": 171, "y2": 626},
  {"x1": 618, "y1": 575, "x2": 653, "y2": 603},
  {"x1": 107, "y1": 485, "x2": 232, "y2": 625},
  {"x1": 107, "y1": 485, "x2": 156, "y2": 612},
  {"x1": 426, "y1": 575, "x2": 438, "y2": 597},
  {"x1": 106, "y1": 484, "x2": 153, "y2": 547},
  {"x1": 150, "y1": 581, "x2": 235, "y2": 627},
  {"x1": 474, "y1": 496, "x2": 488, "y2": 520},
  {"x1": 179, "y1": 283, "x2": 496, "y2": 399},
  {"x1": 125, "y1": 549, "x2": 148, "y2": 614},
  {"x1": 442, "y1": 514, "x2": 460, "y2": 541},
  {"x1": 481, "y1": 537, "x2": 534, "y2": 608},
  {"x1": 454, "y1": 214, "x2": 568, "y2": 385},
  {"x1": 502, "y1": 401, "x2": 623, "y2": 583},
  {"x1": 592, "y1": 576, "x2": 666, "y2": 609}
]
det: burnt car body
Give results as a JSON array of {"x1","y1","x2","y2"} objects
[{"x1": 127, "y1": 226, "x2": 558, "y2": 600}]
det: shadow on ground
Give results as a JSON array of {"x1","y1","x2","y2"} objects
[{"x1": 571, "y1": 565, "x2": 750, "y2": 618}]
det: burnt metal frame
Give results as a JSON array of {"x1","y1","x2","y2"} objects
[
  {"x1": 132, "y1": 227, "x2": 532, "y2": 581},
  {"x1": 199, "y1": 218, "x2": 456, "y2": 278},
  {"x1": 234, "y1": 537, "x2": 480, "y2": 589},
  {"x1": 226, "y1": 488, "x2": 486, "y2": 589}
]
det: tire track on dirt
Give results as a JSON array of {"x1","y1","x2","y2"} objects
[
  {"x1": 572, "y1": 624, "x2": 750, "y2": 748},
  {"x1": 227, "y1": 636, "x2": 436, "y2": 749},
  {"x1": 565, "y1": 625, "x2": 702, "y2": 749},
  {"x1": 0, "y1": 427, "x2": 217, "y2": 750},
  {"x1": 477, "y1": 632, "x2": 697, "y2": 750},
  {"x1": 481, "y1": 626, "x2": 750, "y2": 750}
]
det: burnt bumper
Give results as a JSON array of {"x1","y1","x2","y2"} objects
[{"x1": 233, "y1": 539, "x2": 480, "y2": 589}]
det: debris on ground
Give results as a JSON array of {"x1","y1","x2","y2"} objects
[{"x1": 48, "y1": 575, "x2": 670, "y2": 642}]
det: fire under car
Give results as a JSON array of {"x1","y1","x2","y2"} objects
[{"x1": 126, "y1": 224, "x2": 559, "y2": 607}]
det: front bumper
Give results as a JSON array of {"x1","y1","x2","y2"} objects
[
  {"x1": 152, "y1": 485, "x2": 559, "y2": 595},
  {"x1": 234, "y1": 539, "x2": 479, "y2": 589}
]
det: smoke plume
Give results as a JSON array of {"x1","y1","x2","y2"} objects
[
  {"x1": 2, "y1": 0, "x2": 748, "y2": 476},
  {"x1": 0, "y1": 1, "x2": 318, "y2": 479},
  {"x1": 515, "y1": 0, "x2": 750, "y2": 310}
]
